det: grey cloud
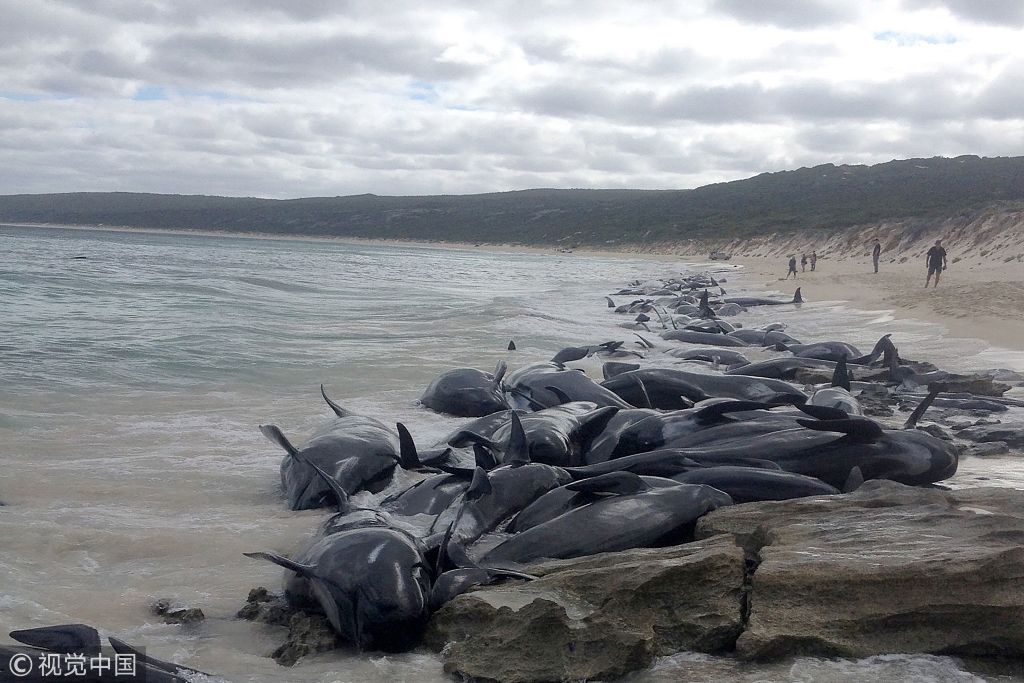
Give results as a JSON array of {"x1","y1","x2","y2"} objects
[
  {"x1": 710, "y1": 0, "x2": 860, "y2": 28},
  {"x1": 973, "y1": 60, "x2": 1024, "y2": 119},
  {"x1": 902, "y1": 0, "x2": 1024, "y2": 25},
  {"x1": 151, "y1": 31, "x2": 480, "y2": 88},
  {"x1": 655, "y1": 84, "x2": 767, "y2": 122}
]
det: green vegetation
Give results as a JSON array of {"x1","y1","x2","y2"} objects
[{"x1": 2, "y1": 155, "x2": 1022, "y2": 246}]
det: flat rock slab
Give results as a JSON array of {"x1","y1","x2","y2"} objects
[
  {"x1": 696, "y1": 481, "x2": 1024, "y2": 660},
  {"x1": 958, "y1": 425, "x2": 1024, "y2": 448},
  {"x1": 425, "y1": 536, "x2": 745, "y2": 683}
]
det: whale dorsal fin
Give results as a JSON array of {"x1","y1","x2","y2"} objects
[
  {"x1": 321, "y1": 385, "x2": 353, "y2": 418},
  {"x1": 507, "y1": 340, "x2": 517, "y2": 351},
  {"x1": 396, "y1": 423, "x2": 422, "y2": 470},
  {"x1": 831, "y1": 357, "x2": 851, "y2": 391},
  {"x1": 543, "y1": 385, "x2": 573, "y2": 405},
  {"x1": 792, "y1": 287, "x2": 803, "y2": 304},
  {"x1": 505, "y1": 412, "x2": 531, "y2": 466}
]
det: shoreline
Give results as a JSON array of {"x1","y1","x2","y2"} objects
[{"x1": 7, "y1": 220, "x2": 1023, "y2": 354}]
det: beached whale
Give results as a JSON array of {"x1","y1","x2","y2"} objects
[
  {"x1": 807, "y1": 358, "x2": 863, "y2": 415},
  {"x1": 665, "y1": 348, "x2": 751, "y2": 365},
  {"x1": 478, "y1": 475, "x2": 732, "y2": 565},
  {"x1": 4, "y1": 624, "x2": 213, "y2": 682},
  {"x1": 602, "y1": 368, "x2": 807, "y2": 406},
  {"x1": 260, "y1": 386, "x2": 400, "y2": 510},
  {"x1": 247, "y1": 525, "x2": 432, "y2": 651},
  {"x1": 663, "y1": 416, "x2": 958, "y2": 489},
  {"x1": 671, "y1": 466, "x2": 841, "y2": 502},
  {"x1": 661, "y1": 330, "x2": 751, "y2": 347},
  {"x1": 429, "y1": 462, "x2": 571, "y2": 559},
  {"x1": 505, "y1": 362, "x2": 634, "y2": 410},
  {"x1": 724, "y1": 287, "x2": 802, "y2": 307},
  {"x1": 420, "y1": 361, "x2": 510, "y2": 417},
  {"x1": 727, "y1": 328, "x2": 802, "y2": 346},
  {"x1": 507, "y1": 472, "x2": 681, "y2": 532},
  {"x1": 478, "y1": 404, "x2": 619, "y2": 468},
  {"x1": 602, "y1": 400, "x2": 790, "y2": 458},
  {"x1": 727, "y1": 356, "x2": 839, "y2": 380}
]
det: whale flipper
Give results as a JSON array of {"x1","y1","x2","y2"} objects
[
  {"x1": 566, "y1": 471, "x2": 650, "y2": 496},
  {"x1": 244, "y1": 551, "x2": 316, "y2": 576},
  {"x1": 796, "y1": 417, "x2": 883, "y2": 441},
  {"x1": 10, "y1": 624, "x2": 101, "y2": 654},
  {"x1": 259, "y1": 424, "x2": 298, "y2": 456}
]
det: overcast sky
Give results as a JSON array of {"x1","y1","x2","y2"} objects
[{"x1": 1, "y1": 0, "x2": 1022, "y2": 197}]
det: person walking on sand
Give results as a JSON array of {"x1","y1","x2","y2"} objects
[
  {"x1": 810, "y1": 251, "x2": 817, "y2": 271},
  {"x1": 872, "y1": 239, "x2": 882, "y2": 273},
  {"x1": 925, "y1": 239, "x2": 947, "y2": 287},
  {"x1": 800, "y1": 253, "x2": 808, "y2": 272},
  {"x1": 786, "y1": 255, "x2": 798, "y2": 279}
]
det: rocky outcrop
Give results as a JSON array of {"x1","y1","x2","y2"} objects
[
  {"x1": 236, "y1": 587, "x2": 340, "y2": 666},
  {"x1": 696, "y1": 481, "x2": 1024, "y2": 660},
  {"x1": 425, "y1": 536, "x2": 745, "y2": 683},
  {"x1": 957, "y1": 425, "x2": 1024, "y2": 448},
  {"x1": 425, "y1": 483, "x2": 1024, "y2": 682},
  {"x1": 150, "y1": 598, "x2": 205, "y2": 625}
]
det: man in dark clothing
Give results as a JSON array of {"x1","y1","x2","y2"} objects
[
  {"x1": 810, "y1": 251, "x2": 817, "y2": 271},
  {"x1": 786, "y1": 255, "x2": 798, "y2": 279},
  {"x1": 872, "y1": 240, "x2": 881, "y2": 273},
  {"x1": 925, "y1": 239, "x2": 947, "y2": 287}
]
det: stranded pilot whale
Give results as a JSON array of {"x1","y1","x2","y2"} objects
[{"x1": 260, "y1": 386, "x2": 400, "y2": 509}]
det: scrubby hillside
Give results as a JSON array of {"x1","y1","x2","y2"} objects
[{"x1": 2, "y1": 155, "x2": 1023, "y2": 247}]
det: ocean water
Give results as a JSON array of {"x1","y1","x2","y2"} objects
[{"x1": 1, "y1": 224, "x2": 1022, "y2": 683}]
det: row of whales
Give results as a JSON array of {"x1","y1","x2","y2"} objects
[{"x1": 246, "y1": 270, "x2": 963, "y2": 658}]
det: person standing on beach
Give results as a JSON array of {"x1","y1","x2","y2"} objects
[
  {"x1": 786, "y1": 255, "x2": 798, "y2": 279},
  {"x1": 800, "y1": 253, "x2": 807, "y2": 272},
  {"x1": 872, "y1": 239, "x2": 882, "y2": 273},
  {"x1": 925, "y1": 239, "x2": 947, "y2": 287},
  {"x1": 810, "y1": 251, "x2": 817, "y2": 271}
]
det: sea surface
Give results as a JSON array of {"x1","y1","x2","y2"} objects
[{"x1": 2, "y1": 224, "x2": 1023, "y2": 682}]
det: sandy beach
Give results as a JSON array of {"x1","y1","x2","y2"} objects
[{"x1": 722, "y1": 253, "x2": 1024, "y2": 352}]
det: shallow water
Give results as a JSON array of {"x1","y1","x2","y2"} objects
[{"x1": 1, "y1": 224, "x2": 1022, "y2": 682}]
